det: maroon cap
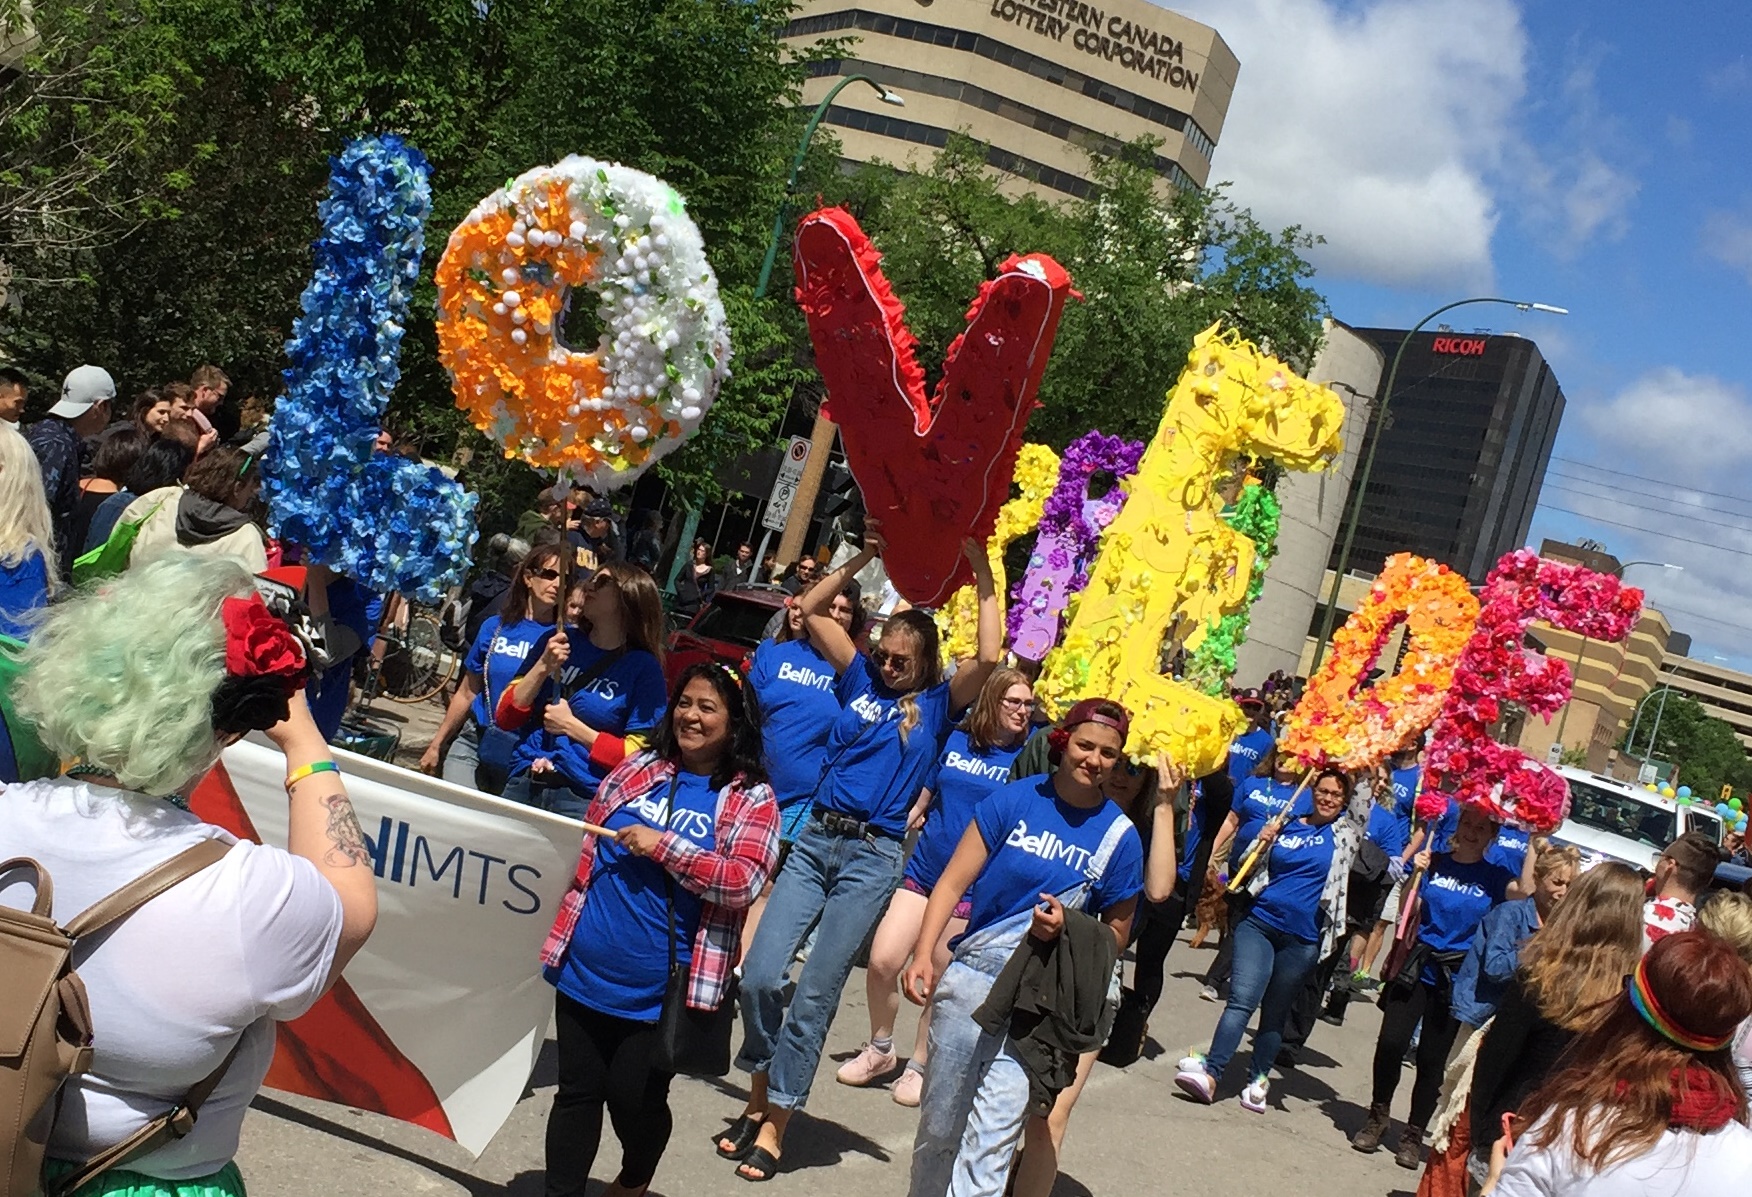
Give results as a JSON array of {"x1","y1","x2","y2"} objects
[{"x1": 1060, "y1": 698, "x2": 1130, "y2": 742}]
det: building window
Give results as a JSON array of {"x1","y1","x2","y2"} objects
[
  {"x1": 785, "y1": 9, "x2": 1218, "y2": 164},
  {"x1": 808, "y1": 59, "x2": 1197, "y2": 192},
  {"x1": 822, "y1": 106, "x2": 1102, "y2": 197}
]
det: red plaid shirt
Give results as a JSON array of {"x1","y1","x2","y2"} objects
[{"x1": 540, "y1": 750, "x2": 779, "y2": 1010}]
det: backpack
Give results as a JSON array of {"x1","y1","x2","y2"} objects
[{"x1": 1, "y1": 839, "x2": 241, "y2": 1197}]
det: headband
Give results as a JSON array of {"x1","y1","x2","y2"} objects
[
  {"x1": 221, "y1": 594, "x2": 310, "y2": 696},
  {"x1": 1628, "y1": 956, "x2": 1735, "y2": 1052}
]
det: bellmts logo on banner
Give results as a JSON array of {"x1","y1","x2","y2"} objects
[{"x1": 192, "y1": 738, "x2": 585, "y2": 1155}]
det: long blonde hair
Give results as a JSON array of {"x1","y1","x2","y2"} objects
[
  {"x1": 883, "y1": 609, "x2": 944, "y2": 746},
  {"x1": 1518, "y1": 861, "x2": 1644, "y2": 1030},
  {"x1": 0, "y1": 422, "x2": 57, "y2": 585}
]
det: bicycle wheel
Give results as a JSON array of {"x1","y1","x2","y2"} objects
[{"x1": 382, "y1": 613, "x2": 458, "y2": 703}]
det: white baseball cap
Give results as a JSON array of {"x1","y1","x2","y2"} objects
[{"x1": 49, "y1": 364, "x2": 116, "y2": 417}]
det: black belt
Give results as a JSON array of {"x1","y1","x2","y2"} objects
[{"x1": 812, "y1": 806, "x2": 898, "y2": 842}]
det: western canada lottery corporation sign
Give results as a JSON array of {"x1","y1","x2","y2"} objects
[{"x1": 986, "y1": 0, "x2": 1203, "y2": 93}]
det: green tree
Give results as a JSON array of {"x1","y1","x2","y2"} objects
[
  {"x1": 1, "y1": 0, "x2": 836, "y2": 522},
  {"x1": 1621, "y1": 693, "x2": 1752, "y2": 800}
]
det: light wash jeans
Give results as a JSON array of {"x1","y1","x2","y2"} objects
[
  {"x1": 910, "y1": 884, "x2": 1092, "y2": 1197},
  {"x1": 441, "y1": 720, "x2": 483, "y2": 790},
  {"x1": 1204, "y1": 913, "x2": 1321, "y2": 1082},
  {"x1": 501, "y1": 772, "x2": 592, "y2": 820},
  {"x1": 735, "y1": 817, "x2": 905, "y2": 1109}
]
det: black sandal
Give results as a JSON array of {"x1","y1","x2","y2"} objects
[
  {"x1": 737, "y1": 1145, "x2": 782, "y2": 1182},
  {"x1": 714, "y1": 1115, "x2": 762, "y2": 1161}
]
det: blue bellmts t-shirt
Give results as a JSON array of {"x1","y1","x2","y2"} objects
[
  {"x1": 1485, "y1": 825, "x2": 1530, "y2": 875},
  {"x1": 904, "y1": 730, "x2": 1024, "y2": 891},
  {"x1": 465, "y1": 616, "x2": 551, "y2": 727},
  {"x1": 0, "y1": 553, "x2": 48, "y2": 640},
  {"x1": 1419, "y1": 853, "x2": 1514, "y2": 982},
  {"x1": 509, "y1": 630, "x2": 668, "y2": 795},
  {"x1": 554, "y1": 770, "x2": 718, "y2": 1020},
  {"x1": 817, "y1": 654, "x2": 953, "y2": 835},
  {"x1": 1252, "y1": 818, "x2": 1339, "y2": 943},
  {"x1": 1227, "y1": 728, "x2": 1274, "y2": 786},
  {"x1": 962, "y1": 777, "x2": 1144, "y2": 939},
  {"x1": 1230, "y1": 777, "x2": 1311, "y2": 870},
  {"x1": 744, "y1": 638, "x2": 842, "y2": 808},
  {"x1": 1366, "y1": 803, "x2": 1410, "y2": 858}
]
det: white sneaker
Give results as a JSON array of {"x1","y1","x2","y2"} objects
[
  {"x1": 835, "y1": 1042, "x2": 899, "y2": 1087},
  {"x1": 1198, "y1": 985, "x2": 1220, "y2": 1003},
  {"x1": 1240, "y1": 1075, "x2": 1269, "y2": 1113},
  {"x1": 1173, "y1": 1057, "x2": 1216, "y2": 1104}
]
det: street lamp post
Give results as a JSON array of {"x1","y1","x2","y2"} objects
[
  {"x1": 752, "y1": 75, "x2": 904, "y2": 569},
  {"x1": 753, "y1": 75, "x2": 904, "y2": 301},
  {"x1": 1306, "y1": 297, "x2": 1569, "y2": 676},
  {"x1": 1553, "y1": 560, "x2": 1681, "y2": 749}
]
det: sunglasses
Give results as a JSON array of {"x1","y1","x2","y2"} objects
[
  {"x1": 527, "y1": 567, "x2": 561, "y2": 582},
  {"x1": 872, "y1": 648, "x2": 913, "y2": 671}
]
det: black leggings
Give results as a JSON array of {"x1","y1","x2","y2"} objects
[
  {"x1": 547, "y1": 992, "x2": 675, "y2": 1196},
  {"x1": 1133, "y1": 896, "x2": 1182, "y2": 1013},
  {"x1": 1369, "y1": 977, "x2": 1459, "y2": 1130}
]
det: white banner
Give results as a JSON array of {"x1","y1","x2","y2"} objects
[{"x1": 195, "y1": 737, "x2": 585, "y2": 1155}]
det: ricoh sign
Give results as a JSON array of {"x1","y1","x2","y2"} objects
[{"x1": 1431, "y1": 336, "x2": 1488, "y2": 357}]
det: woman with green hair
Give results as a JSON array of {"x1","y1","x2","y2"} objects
[{"x1": 0, "y1": 553, "x2": 378, "y2": 1197}]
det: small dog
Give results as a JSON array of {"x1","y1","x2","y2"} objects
[{"x1": 1190, "y1": 864, "x2": 1229, "y2": 948}]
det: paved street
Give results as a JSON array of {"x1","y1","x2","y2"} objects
[
  {"x1": 233, "y1": 697, "x2": 1418, "y2": 1196},
  {"x1": 236, "y1": 934, "x2": 1414, "y2": 1197}
]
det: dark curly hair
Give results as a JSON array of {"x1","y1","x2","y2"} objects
[{"x1": 650, "y1": 662, "x2": 766, "y2": 791}]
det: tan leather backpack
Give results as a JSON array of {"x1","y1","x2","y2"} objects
[{"x1": 1, "y1": 840, "x2": 241, "y2": 1197}]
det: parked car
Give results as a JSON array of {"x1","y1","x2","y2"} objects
[
  {"x1": 663, "y1": 584, "x2": 789, "y2": 690},
  {"x1": 1549, "y1": 765, "x2": 1725, "y2": 873}
]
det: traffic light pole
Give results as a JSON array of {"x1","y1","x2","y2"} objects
[{"x1": 776, "y1": 410, "x2": 837, "y2": 565}]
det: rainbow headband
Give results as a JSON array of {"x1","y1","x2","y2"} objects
[{"x1": 1628, "y1": 956, "x2": 1734, "y2": 1052}]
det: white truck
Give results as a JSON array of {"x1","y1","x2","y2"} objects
[{"x1": 1549, "y1": 765, "x2": 1725, "y2": 873}]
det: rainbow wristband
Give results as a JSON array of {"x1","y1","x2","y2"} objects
[{"x1": 285, "y1": 760, "x2": 340, "y2": 790}]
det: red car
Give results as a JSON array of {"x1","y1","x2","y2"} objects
[{"x1": 664, "y1": 584, "x2": 790, "y2": 690}]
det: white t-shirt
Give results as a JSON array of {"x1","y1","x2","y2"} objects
[
  {"x1": 1495, "y1": 1115, "x2": 1752, "y2": 1197},
  {"x1": 0, "y1": 778, "x2": 342, "y2": 1179}
]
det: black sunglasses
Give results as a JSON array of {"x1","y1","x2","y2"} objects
[{"x1": 527, "y1": 567, "x2": 561, "y2": 582}]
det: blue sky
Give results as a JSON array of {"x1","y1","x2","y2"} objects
[{"x1": 1174, "y1": 0, "x2": 1752, "y2": 667}]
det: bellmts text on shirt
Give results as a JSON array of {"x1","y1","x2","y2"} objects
[
  {"x1": 744, "y1": 638, "x2": 843, "y2": 808},
  {"x1": 961, "y1": 776, "x2": 1144, "y2": 939},
  {"x1": 904, "y1": 729, "x2": 1023, "y2": 892}
]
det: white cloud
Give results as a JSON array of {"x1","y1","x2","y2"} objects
[
  {"x1": 1175, "y1": 0, "x2": 1526, "y2": 288},
  {"x1": 1510, "y1": 58, "x2": 1638, "y2": 255},
  {"x1": 1576, "y1": 368, "x2": 1752, "y2": 476},
  {"x1": 1703, "y1": 206, "x2": 1752, "y2": 285}
]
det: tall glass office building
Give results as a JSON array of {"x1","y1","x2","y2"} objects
[
  {"x1": 780, "y1": 0, "x2": 1238, "y2": 199},
  {"x1": 1332, "y1": 329, "x2": 1566, "y2": 583}
]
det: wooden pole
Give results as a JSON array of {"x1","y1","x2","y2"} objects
[
  {"x1": 1226, "y1": 768, "x2": 1314, "y2": 894},
  {"x1": 776, "y1": 411, "x2": 837, "y2": 565}
]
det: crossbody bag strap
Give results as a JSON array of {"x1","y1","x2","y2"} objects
[
  {"x1": 653, "y1": 773, "x2": 684, "y2": 979},
  {"x1": 62, "y1": 838, "x2": 232, "y2": 940},
  {"x1": 558, "y1": 638, "x2": 627, "y2": 702},
  {"x1": 47, "y1": 1034, "x2": 247, "y2": 1197}
]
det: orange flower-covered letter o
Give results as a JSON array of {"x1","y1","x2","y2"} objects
[{"x1": 435, "y1": 156, "x2": 731, "y2": 490}]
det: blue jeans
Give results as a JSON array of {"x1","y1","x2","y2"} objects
[
  {"x1": 735, "y1": 818, "x2": 905, "y2": 1109},
  {"x1": 909, "y1": 903, "x2": 1043, "y2": 1197},
  {"x1": 1205, "y1": 914, "x2": 1321, "y2": 1082},
  {"x1": 502, "y1": 771, "x2": 592, "y2": 820},
  {"x1": 441, "y1": 720, "x2": 482, "y2": 790}
]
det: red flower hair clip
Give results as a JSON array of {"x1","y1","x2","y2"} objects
[{"x1": 221, "y1": 594, "x2": 309, "y2": 695}]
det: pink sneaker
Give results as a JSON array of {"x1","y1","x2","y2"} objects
[
  {"x1": 890, "y1": 1065, "x2": 924, "y2": 1107},
  {"x1": 836, "y1": 1042, "x2": 899, "y2": 1087}
]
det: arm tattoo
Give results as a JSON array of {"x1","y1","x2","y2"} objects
[{"x1": 322, "y1": 793, "x2": 371, "y2": 868}]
